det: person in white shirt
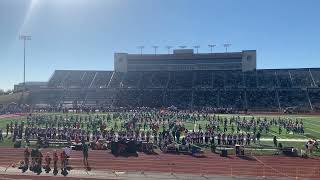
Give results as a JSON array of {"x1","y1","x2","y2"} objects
[{"x1": 63, "y1": 146, "x2": 71, "y2": 157}]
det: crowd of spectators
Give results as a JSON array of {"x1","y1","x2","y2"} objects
[{"x1": 2, "y1": 68, "x2": 320, "y2": 113}]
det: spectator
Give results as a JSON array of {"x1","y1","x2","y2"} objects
[
  {"x1": 53, "y1": 150, "x2": 59, "y2": 175},
  {"x1": 0, "y1": 129, "x2": 3, "y2": 141},
  {"x1": 23, "y1": 147, "x2": 30, "y2": 168},
  {"x1": 82, "y1": 140, "x2": 89, "y2": 168},
  {"x1": 273, "y1": 136, "x2": 278, "y2": 147},
  {"x1": 256, "y1": 132, "x2": 261, "y2": 144}
]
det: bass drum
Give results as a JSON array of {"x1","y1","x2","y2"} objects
[
  {"x1": 127, "y1": 140, "x2": 137, "y2": 154},
  {"x1": 111, "y1": 141, "x2": 119, "y2": 155}
]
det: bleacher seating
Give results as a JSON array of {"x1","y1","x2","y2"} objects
[
  {"x1": 61, "y1": 90, "x2": 86, "y2": 106},
  {"x1": 140, "y1": 72, "x2": 154, "y2": 89},
  {"x1": 121, "y1": 72, "x2": 142, "y2": 88},
  {"x1": 256, "y1": 70, "x2": 277, "y2": 88},
  {"x1": 168, "y1": 72, "x2": 193, "y2": 89},
  {"x1": 212, "y1": 72, "x2": 225, "y2": 88},
  {"x1": 244, "y1": 71, "x2": 258, "y2": 88},
  {"x1": 290, "y1": 69, "x2": 314, "y2": 87},
  {"x1": 276, "y1": 70, "x2": 292, "y2": 88},
  {"x1": 224, "y1": 71, "x2": 244, "y2": 88},
  {"x1": 307, "y1": 89, "x2": 320, "y2": 111},
  {"x1": 81, "y1": 71, "x2": 96, "y2": 88},
  {"x1": 278, "y1": 89, "x2": 311, "y2": 111},
  {"x1": 194, "y1": 71, "x2": 213, "y2": 88},
  {"x1": 114, "y1": 89, "x2": 142, "y2": 107},
  {"x1": 152, "y1": 72, "x2": 170, "y2": 88},
  {"x1": 108, "y1": 72, "x2": 124, "y2": 88},
  {"x1": 28, "y1": 89, "x2": 64, "y2": 106},
  {"x1": 47, "y1": 70, "x2": 67, "y2": 87},
  {"x1": 166, "y1": 90, "x2": 192, "y2": 108},
  {"x1": 140, "y1": 72, "x2": 169, "y2": 88},
  {"x1": 27, "y1": 68, "x2": 320, "y2": 112},
  {"x1": 141, "y1": 90, "x2": 165, "y2": 107},
  {"x1": 61, "y1": 71, "x2": 85, "y2": 88},
  {"x1": 246, "y1": 89, "x2": 278, "y2": 111},
  {"x1": 310, "y1": 69, "x2": 320, "y2": 87},
  {"x1": 84, "y1": 89, "x2": 115, "y2": 106},
  {"x1": 219, "y1": 90, "x2": 245, "y2": 109},
  {"x1": 90, "y1": 71, "x2": 113, "y2": 88},
  {"x1": 193, "y1": 90, "x2": 218, "y2": 108}
]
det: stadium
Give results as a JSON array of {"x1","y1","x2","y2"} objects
[
  {"x1": 17, "y1": 49, "x2": 320, "y2": 113},
  {"x1": 1, "y1": 49, "x2": 320, "y2": 180},
  {"x1": 1, "y1": 1, "x2": 320, "y2": 180}
]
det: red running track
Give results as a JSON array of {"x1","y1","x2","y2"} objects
[
  {"x1": 0, "y1": 148, "x2": 319, "y2": 179},
  {"x1": 0, "y1": 174, "x2": 116, "y2": 180}
]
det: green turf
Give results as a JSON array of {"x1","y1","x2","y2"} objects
[{"x1": 0, "y1": 136, "x2": 15, "y2": 147}]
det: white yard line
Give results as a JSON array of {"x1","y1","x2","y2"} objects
[
  {"x1": 303, "y1": 121, "x2": 320, "y2": 128},
  {"x1": 305, "y1": 127, "x2": 320, "y2": 134}
]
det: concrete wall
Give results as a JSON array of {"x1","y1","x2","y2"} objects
[
  {"x1": 115, "y1": 50, "x2": 257, "y2": 72},
  {"x1": 242, "y1": 50, "x2": 257, "y2": 72},
  {"x1": 114, "y1": 53, "x2": 128, "y2": 72}
]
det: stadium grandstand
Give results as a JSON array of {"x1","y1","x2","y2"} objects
[{"x1": 25, "y1": 49, "x2": 320, "y2": 112}]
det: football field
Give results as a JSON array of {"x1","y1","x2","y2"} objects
[{"x1": 0, "y1": 112, "x2": 320, "y2": 154}]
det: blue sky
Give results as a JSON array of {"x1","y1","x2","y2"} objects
[{"x1": 0, "y1": 0, "x2": 320, "y2": 90}]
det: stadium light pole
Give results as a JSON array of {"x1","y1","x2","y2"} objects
[
  {"x1": 152, "y1": 45, "x2": 159, "y2": 55},
  {"x1": 223, "y1": 43, "x2": 232, "y2": 53},
  {"x1": 137, "y1": 46, "x2": 144, "y2": 55},
  {"x1": 193, "y1": 45, "x2": 200, "y2": 54},
  {"x1": 208, "y1": 44, "x2": 216, "y2": 53},
  {"x1": 19, "y1": 35, "x2": 31, "y2": 91},
  {"x1": 165, "y1": 46, "x2": 173, "y2": 54}
]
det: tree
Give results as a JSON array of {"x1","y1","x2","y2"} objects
[{"x1": 5, "y1": 89, "x2": 13, "y2": 94}]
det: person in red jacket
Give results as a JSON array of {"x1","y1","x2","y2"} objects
[
  {"x1": 52, "y1": 150, "x2": 59, "y2": 175},
  {"x1": 60, "y1": 150, "x2": 67, "y2": 170},
  {"x1": 23, "y1": 147, "x2": 30, "y2": 167},
  {"x1": 44, "y1": 152, "x2": 52, "y2": 173}
]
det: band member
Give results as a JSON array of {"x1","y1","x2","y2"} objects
[
  {"x1": 233, "y1": 134, "x2": 237, "y2": 145},
  {"x1": 199, "y1": 131, "x2": 204, "y2": 144},
  {"x1": 146, "y1": 131, "x2": 151, "y2": 143},
  {"x1": 24, "y1": 147, "x2": 30, "y2": 168},
  {"x1": 44, "y1": 152, "x2": 52, "y2": 173},
  {"x1": 217, "y1": 133, "x2": 221, "y2": 145},
  {"x1": 205, "y1": 131, "x2": 209, "y2": 144},
  {"x1": 222, "y1": 133, "x2": 226, "y2": 145},
  {"x1": 192, "y1": 131, "x2": 196, "y2": 144},
  {"x1": 153, "y1": 131, "x2": 158, "y2": 144},
  {"x1": 240, "y1": 133, "x2": 244, "y2": 145},
  {"x1": 60, "y1": 149, "x2": 67, "y2": 169},
  {"x1": 53, "y1": 150, "x2": 59, "y2": 175},
  {"x1": 246, "y1": 133, "x2": 251, "y2": 145},
  {"x1": 60, "y1": 149, "x2": 69, "y2": 176},
  {"x1": 227, "y1": 134, "x2": 232, "y2": 145},
  {"x1": 35, "y1": 149, "x2": 43, "y2": 175},
  {"x1": 82, "y1": 140, "x2": 89, "y2": 168}
]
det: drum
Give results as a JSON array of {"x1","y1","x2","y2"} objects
[
  {"x1": 111, "y1": 141, "x2": 119, "y2": 155},
  {"x1": 221, "y1": 149, "x2": 228, "y2": 157},
  {"x1": 127, "y1": 140, "x2": 136, "y2": 153}
]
